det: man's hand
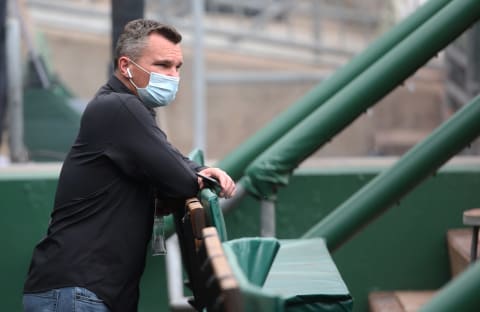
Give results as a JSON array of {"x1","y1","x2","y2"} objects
[{"x1": 197, "y1": 168, "x2": 236, "y2": 198}]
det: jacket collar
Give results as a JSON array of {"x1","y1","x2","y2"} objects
[
  {"x1": 107, "y1": 75, "x2": 134, "y2": 95},
  {"x1": 106, "y1": 75, "x2": 157, "y2": 116}
]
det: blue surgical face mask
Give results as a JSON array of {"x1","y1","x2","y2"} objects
[{"x1": 127, "y1": 59, "x2": 179, "y2": 108}]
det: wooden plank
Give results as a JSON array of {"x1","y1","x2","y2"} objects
[
  {"x1": 395, "y1": 291, "x2": 436, "y2": 311},
  {"x1": 369, "y1": 291, "x2": 436, "y2": 312},
  {"x1": 201, "y1": 227, "x2": 242, "y2": 312},
  {"x1": 447, "y1": 228, "x2": 479, "y2": 276},
  {"x1": 463, "y1": 208, "x2": 480, "y2": 226},
  {"x1": 186, "y1": 197, "x2": 206, "y2": 240},
  {"x1": 369, "y1": 292, "x2": 403, "y2": 312}
]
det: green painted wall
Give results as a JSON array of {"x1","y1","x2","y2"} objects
[
  {"x1": 0, "y1": 169, "x2": 169, "y2": 312},
  {"x1": 2, "y1": 160, "x2": 480, "y2": 311}
]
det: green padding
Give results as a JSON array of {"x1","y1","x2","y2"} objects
[
  {"x1": 265, "y1": 239, "x2": 350, "y2": 297},
  {"x1": 24, "y1": 88, "x2": 80, "y2": 161},
  {"x1": 240, "y1": 285, "x2": 284, "y2": 312},
  {"x1": 224, "y1": 238, "x2": 352, "y2": 311},
  {"x1": 285, "y1": 297, "x2": 353, "y2": 312},
  {"x1": 200, "y1": 189, "x2": 228, "y2": 241},
  {"x1": 264, "y1": 239, "x2": 353, "y2": 312},
  {"x1": 188, "y1": 149, "x2": 229, "y2": 241},
  {"x1": 223, "y1": 237, "x2": 280, "y2": 287},
  {"x1": 188, "y1": 148, "x2": 205, "y2": 167},
  {"x1": 264, "y1": 238, "x2": 349, "y2": 300},
  {"x1": 223, "y1": 244, "x2": 285, "y2": 312}
]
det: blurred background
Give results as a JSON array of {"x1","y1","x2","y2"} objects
[
  {"x1": 0, "y1": 0, "x2": 479, "y2": 164},
  {"x1": 3, "y1": 2, "x2": 480, "y2": 312}
]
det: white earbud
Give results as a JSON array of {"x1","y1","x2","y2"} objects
[{"x1": 126, "y1": 68, "x2": 132, "y2": 79}]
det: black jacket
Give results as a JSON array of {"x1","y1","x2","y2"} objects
[{"x1": 24, "y1": 75, "x2": 203, "y2": 311}]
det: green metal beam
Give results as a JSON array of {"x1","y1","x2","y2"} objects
[
  {"x1": 243, "y1": 0, "x2": 480, "y2": 200},
  {"x1": 303, "y1": 94, "x2": 480, "y2": 250},
  {"x1": 419, "y1": 260, "x2": 480, "y2": 312},
  {"x1": 216, "y1": 0, "x2": 452, "y2": 181}
]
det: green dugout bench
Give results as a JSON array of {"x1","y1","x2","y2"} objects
[{"x1": 172, "y1": 187, "x2": 353, "y2": 312}]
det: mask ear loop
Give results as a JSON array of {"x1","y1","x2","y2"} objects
[
  {"x1": 126, "y1": 68, "x2": 140, "y2": 89},
  {"x1": 128, "y1": 58, "x2": 150, "y2": 75}
]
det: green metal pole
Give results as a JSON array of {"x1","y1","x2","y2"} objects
[
  {"x1": 216, "y1": 0, "x2": 452, "y2": 180},
  {"x1": 244, "y1": 0, "x2": 480, "y2": 200},
  {"x1": 419, "y1": 260, "x2": 480, "y2": 312},
  {"x1": 303, "y1": 95, "x2": 480, "y2": 250}
]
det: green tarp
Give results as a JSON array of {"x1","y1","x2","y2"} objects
[{"x1": 24, "y1": 88, "x2": 80, "y2": 161}]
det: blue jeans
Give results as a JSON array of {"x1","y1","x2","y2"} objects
[{"x1": 23, "y1": 287, "x2": 111, "y2": 312}]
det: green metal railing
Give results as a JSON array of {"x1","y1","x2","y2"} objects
[
  {"x1": 419, "y1": 260, "x2": 480, "y2": 312},
  {"x1": 303, "y1": 94, "x2": 480, "y2": 249},
  {"x1": 216, "y1": 0, "x2": 453, "y2": 181},
  {"x1": 243, "y1": 0, "x2": 480, "y2": 201}
]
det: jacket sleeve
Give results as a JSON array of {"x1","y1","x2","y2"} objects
[
  {"x1": 105, "y1": 96, "x2": 202, "y2": 198},
  {"x1": 166, "y1": 141, "x2": 208, "y2": 173}
]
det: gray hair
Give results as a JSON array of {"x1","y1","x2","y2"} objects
[{"x1": 114, "y1": 19, "x2": 182, "y2": 69}]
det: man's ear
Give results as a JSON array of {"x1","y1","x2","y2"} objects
[{"x1": 118, "y1": 56, "x2": 131, "y2": 78}]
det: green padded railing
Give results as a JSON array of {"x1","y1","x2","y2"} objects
[
  {"x1": 304, "y1": 94, "x2": 480, "y2": 249},
  {"x1": 200, "y1": 188, "x2": 228, "y2": 242},
  {"x1": 217, "y1": 0, "x2": 453, "y2": 181},
  {"x1": 188, "y1": 148, "x2": 229, "y2": 241},
  {"x1": 244, "y1": 0, "x2": 480, "y2": 201}
]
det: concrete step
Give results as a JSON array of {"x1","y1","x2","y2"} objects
[
  {"x1": 446, "y1": 228, "x2": 480, "y2": 277},
  {"x1": 369, "y1": 291, "x2": 436, "y2": 312},
  {"x1": 369, "y1": 227, "x2": 479, "y2": 311}
]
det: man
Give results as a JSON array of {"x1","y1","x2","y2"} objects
[{"x1": 23, "y1": 19, "x2": 235, "y2": 312}]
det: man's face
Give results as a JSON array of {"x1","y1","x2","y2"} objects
[{"x1": 128, "y1": 33, "x2": 183, "y2": 88}]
